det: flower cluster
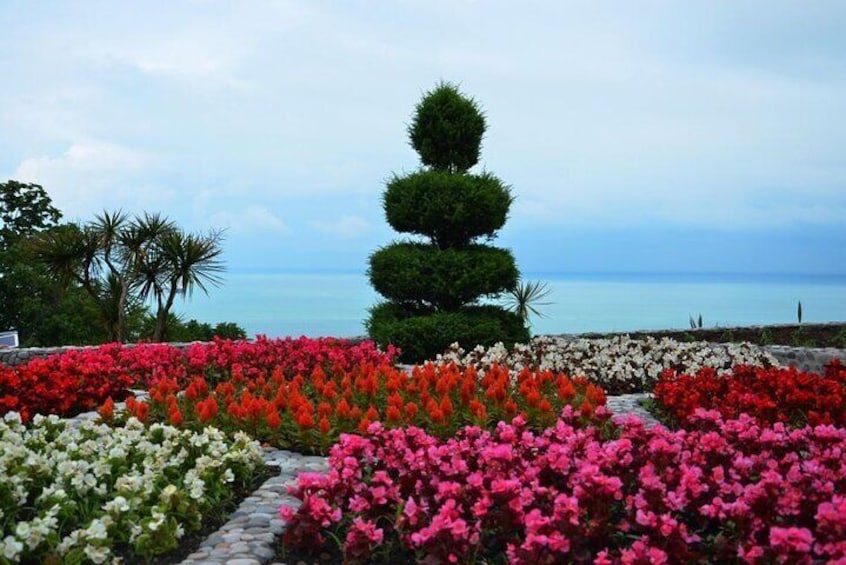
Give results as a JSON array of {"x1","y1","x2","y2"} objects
[
  {"x1": 280, "y1": 410, "x2": 846, "y2": 564},
  {"x1": 0, "y1": 337, "x2": 397, "y2": 421},
  {"x1": 119, "y1": 362, "x2": 606, "y2": 455},
  {"x1": 439, "y1": 335, "x2": 779, "y2": 394},
  {"x1": 654, "y1": 359, "x2": 846, "y2": 428},
  {"x1": 0, "y1": 411, "x2": 263, "y2": 563}
]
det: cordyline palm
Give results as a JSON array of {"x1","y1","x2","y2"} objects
[
  {"x1": 32, "y1": 210, "x2": 224, "y2": 343},
  {"x1": 506, "y1": 279, "x2": 553, "y2": 327},
  {"x1": 136, "y1": 228, "x2": 225, "y2": 342}
]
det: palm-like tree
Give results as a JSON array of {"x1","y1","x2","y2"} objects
[
  {"x1": 506, "y1": 279, "x2": 553, "y2": 327},
  {"x1": 137, "y1": 227, "x2": 225, "y2": 341},
  {"x1": 32, "y1": 210, "x2": 224, "y2": 342}
]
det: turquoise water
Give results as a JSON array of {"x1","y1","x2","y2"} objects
[{"x1": 177, "y1": 273, "x2": 846, "y2": 339}]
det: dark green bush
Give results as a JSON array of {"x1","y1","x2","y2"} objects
[
  {"x1": 367, "y1": 302, "x2": 529, "y2": 363},
  {"x1": 369, "y1": 243, "x2": 518, "y2": 310},
  {"x1": 408, "y1": 82, "x2": 486, "y2": 173},
  {"x1": 383, "y1": 171, "x2": 512, "y2": 247}
]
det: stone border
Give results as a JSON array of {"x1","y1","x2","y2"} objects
[{"x1": 761, "y1": 345, "x2": 846, "y2": 374}]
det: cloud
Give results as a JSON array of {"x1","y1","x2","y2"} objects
[
  {"x1": 311, "y1": 216, "x2": 371, "y2": 239},
  {"x1": 209, "y1": 206, "x2": 289, "y2": 235},
  {"x1": 10, "y1": 141, "x2": 163, "y2": 219}
]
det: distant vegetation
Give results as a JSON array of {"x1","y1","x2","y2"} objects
[
  {"x1": 0, "y1": 180, "x2": 245, "y2": 346},
  {"x1": 367, "y1": 82, "x2": 529, "y2": 362}
]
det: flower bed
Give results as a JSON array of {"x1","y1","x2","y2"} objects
[
  {"x1": 653, "y1": 360, "x2": 846, "y2": 428},
  {"x1": 279, "y1": 409, "x2": 846, "y2": 564},
  {"x1": 0, "y1": 412, "x2": 264, "y2": 563},
  {"x1": 118, "y1": 363, "x2": 607, "y2": 455},
  {"x1": 439, "y1": 335, "x2": 779, "y2": 394},
  {"x1": 0, "y1": 337, "x2": 397, "y2": 421}
]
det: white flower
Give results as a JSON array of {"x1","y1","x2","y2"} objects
[
  {"x1": 1, "y1": 535, "x2": 23, "y2": 560},
  {"x1": 83, "y1": 543, "x2": 111, "y2": 564}
]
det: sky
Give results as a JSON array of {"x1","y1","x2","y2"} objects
[{"x1": 1, "y1": 1, "x2": 845, "y2": 277}]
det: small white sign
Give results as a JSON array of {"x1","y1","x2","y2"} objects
[{"x1": 0, "y1": 331, "x2": 19, "y2": 348}]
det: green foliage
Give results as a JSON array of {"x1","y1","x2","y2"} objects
[
  {"x1": 0, "y1": 180, "x2": 106, "y2": 345},
  {"x1": 719, "y1": 329, "x2": 735, "y2": 343},
  {"x1": 135, "y1": 313, "x2": 247, "y2": 342},
  {"x1": 506, "y1": 280, "x2": 553, "y2": 326},
  {"x1": 408, "y1": 81, "x2": 486, "y2": 173},
  {"x1": 368, "y1": 83, "x2": 526, "y2": 354},
  {"x1": 383, "y1": 170, "x2": 512, "y2": 247},
  {"x1": 759, "y1": 328, "x2": 775, "y2": 345},
  {"x1": 797, "y1": 300, "x2": 803, "y2": 324},
  {"x1": 369, "y1": 243, "x2": 518, "y2": 310},
  {"x1": 0, "y1": 180, "x2": 61, "y2": 251},
  {"x1": 689, "y1": 314, "x2": 703, "y2": 329},
  {"x1": 32, "y1": 210, "x2": 225, "y2": 342},
  {"x1": 368, "y1": 302, "x2": 529, "y2": 363}
]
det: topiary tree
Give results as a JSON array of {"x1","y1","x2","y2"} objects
[{"x1": 367, "y1": 82, "x2": 529, "y2": 362}]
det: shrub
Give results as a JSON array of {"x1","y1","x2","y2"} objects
[
  {"x1": 280, "y1": 410, "x2": 846, "y2": 564},
  {"x1": 383, "y1": 171, "x2": 512, "y2": 247},
  {"x1": 368, "y1": 303, "x2": 529, "y2": 363},
  {"x1": 368, "y1": 82, "x2": 527, "y2": 360},
  {"x1": 368, "y1": 243, "x2": 519, "y2": 309}
]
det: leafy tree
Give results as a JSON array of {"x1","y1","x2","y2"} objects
[
  {"x1": 33, "y1": 211, "x2": 225, "y2": 342},
  {"x1": 367, "y1": 82, "x2": 529, "y2": 362},
  {"x1": 0, "y1": 181, "x2": 107, "y2": 345}
]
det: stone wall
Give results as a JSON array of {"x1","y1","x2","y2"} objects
[
  {"x1": 0, "y1": 343, "x2": 200, "y2": 367},
  {"x1": 762, "y1": 345, "x2": 846, "y2": 374}
]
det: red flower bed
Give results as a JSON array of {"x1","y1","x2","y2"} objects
[
  {"x1": 653, "y1": 360, "x2": 846, "y2": 428},
  {"x1": 122, "y1": 363, "x2": 607, "y2": 454},
  {"x1": 0, "y1": 337, "x2": 397, "y2": 421},
  {"x1": 280, "y1": 409, "x2": 846, "y2": 564}
]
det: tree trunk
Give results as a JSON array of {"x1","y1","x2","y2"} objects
[{"x1": 152, "y1": 280, "x2": 179, "y2": 342}]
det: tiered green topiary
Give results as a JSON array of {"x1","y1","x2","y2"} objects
[{"x1": 367, "y1": 82, "x2": 529, "y2": 362}]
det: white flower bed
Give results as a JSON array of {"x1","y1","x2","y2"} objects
[
  {"x1": 437, "y1": 335, "x2": 780, "y2": 394},
  {"x1": 0, "y1": 412, "x2": 263, "y2": 563}
]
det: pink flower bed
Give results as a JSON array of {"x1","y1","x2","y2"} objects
[{"x1": 280, "y1": 409, "x2": 846, "y2": 564}]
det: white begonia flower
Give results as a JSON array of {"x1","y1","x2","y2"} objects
[
  {"x1": 223, "y1": 468, "x2": 235, "y2": 483},
  {"x1": 147, "y1": 511, "x2": 166, "y2": 531},
  {"x1": 84, "y1": 518, "x2": 110, "y2": 540},
  {"x1": 160, "y1": 484, "x2": 178, "y2": 503},
  {"x1": 83, "y1": 544, "x2": 111, "y2": 564},
  {"x1": 103, "y1": 496, "x2": 130, "y2": 514},
  {"x1": 2, "y1": 535, "x2": 23, "y2": 560}
]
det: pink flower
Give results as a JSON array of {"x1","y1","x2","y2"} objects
[{"x1": 769, "y1": 526, "x2": 814, "y2": 554}]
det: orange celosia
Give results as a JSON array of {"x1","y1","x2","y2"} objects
[
  {"x1": 266, "y1": 409, "x2": 282, "y2": 429},
  {"x1": 98, "y1": 397, "x2": 114, "y2": 422},
  {"x1": 318, "y1": 416, "x2": 331, "y2": 435}
]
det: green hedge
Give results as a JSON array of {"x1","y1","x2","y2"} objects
[
  {"x1": 367, "y1": 302, "x2": 529, "y2": 363},
  {"x1": 383, "y1": 170, "x2": 512, "y2": 247},
  {"x1": 368, "y1": 242, "x2": 519, "y2": 310}
]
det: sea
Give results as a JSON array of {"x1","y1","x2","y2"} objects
[{"x1": 177, "y1": 272, "x2": 846, "y2": 339}]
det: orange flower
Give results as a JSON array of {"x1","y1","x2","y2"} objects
[
  {"x1": 336, "y1": 398, "x2": 352, "y2": 419},
  {"x1": 198, "y1": 396, "x2": 219, "y2": 423},
  {"x1": 318, "y1": 401, "x2": 332, "y2": 418},
  {"x1": 135, "y1": 401, "x2": 149, "y2": 423},
  {"x1": 318, "y1": 416, "x2": 331, "y2": 435},
  {"x1": 266, "y1": 409, "x2": 282, "y2": 429},
  {"x1": 365, "y1": 405, "x2": 379, "y2": 422},
  {"x1": 168, "y1": 406, "x2": 184, "y2": 426},
  {"x1": 405, "y1": 402, "x2": 418, "y2": 419},
  {"x1": 296, "y1": 409, "x2": 314, "y2": 429},
  {"x1": 439, "y1": 397, "x2": 453, "y2": 418},
  {"x1": 98, "y1": 397, "x2": 114, "y2": 422},
  {"x1": 504, "y1": 399, "x2": 518, "y2": 414},
  {"x1": 386, "y1": 405, "x2": 401, "y2": 422},
  {"x1": 357, "y1": 418, "x2": 371, "y2": 434}
]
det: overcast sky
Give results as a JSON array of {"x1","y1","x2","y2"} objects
[{"x1": 2, "y1": 1, "x2": 844, "y2": 276}]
